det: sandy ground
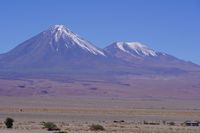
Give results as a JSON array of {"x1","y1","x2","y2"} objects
[
  {"x1": 0, "y1": 122, "x2": 200, "y2": 133},
  {"x1": 0, "y1": 96, "x2": 200, "y2": 133}
]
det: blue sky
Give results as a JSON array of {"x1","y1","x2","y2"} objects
[{"x1": 0, "y1": 0, "x2": 200, "y2": 64}]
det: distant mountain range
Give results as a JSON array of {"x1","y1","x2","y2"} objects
[
  {"x1": 0, "y1": 25, "x2": 200, "y2": 98},
  {"x1": 0, "y1": 25, "x2": 199, "y2": 72}
]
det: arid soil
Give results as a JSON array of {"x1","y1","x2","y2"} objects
[
  {"x1": 0, "y1": 76, "x2": 200, "y2": 99},
  {"x1": 0, "y1": 96, "x2": 200, "y2": 133}
]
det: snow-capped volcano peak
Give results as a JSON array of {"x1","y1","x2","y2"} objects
[
  {"x1": 44, "y1": 25, "x2": 105, "y2": 56},
  {"x1": 51, "y1": 24, "x2": 66, "y2": 30},
  {"x1": 48, "y1": 25, "x2": 75, "y2": 42},
  {"x1": 115, "y1": 42, "x2": 158, "y2": 56},
  {"x1": 49, "y1": 25, "x2": 72, "y2": 37}
]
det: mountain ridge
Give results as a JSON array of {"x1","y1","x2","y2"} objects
[
  {"x1": 0, "y1": 24, "x2": 199, "y2": 72},
  {"x1": 0, "y1": 25, "x2": 200, "y2": 99}
]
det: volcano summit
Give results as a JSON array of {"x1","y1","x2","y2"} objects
[{"x1": 0, "y1": 25, "x2": 200, "y2": 99}]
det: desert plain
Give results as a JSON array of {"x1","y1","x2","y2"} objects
[
  {"x1": 0, "y1": 95, "x2": 200, "y2": 133},
  {"x1": 0, "y1": 75, "x2": 200, "y2": 133}
]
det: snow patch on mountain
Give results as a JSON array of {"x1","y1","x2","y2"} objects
[
  {"x1": 116, "y1": 42, "x2": 133, "y2": 55},
  {"x1": 116, "y1": 42, "x2": 127, "y2": 52},
  {"x1": 46, "y1": 25, "x2": 105, "y2": 56},
  {"x1": 115, "y1": 42, "x2": 158, "y2": 56},
  {"x1": 126, "y1": 42, "x2": 157, "y2": 56}
]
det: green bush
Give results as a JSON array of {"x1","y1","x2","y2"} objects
[
  {"x1": 43, "y1": 122, "x2": 60, "y2": 131},
  {"x1": 89, "y1": 124, "x2": 105, "y2": 131},
  {"x1": 4, "y1": 117, "x2": 14, "y2": 128}
]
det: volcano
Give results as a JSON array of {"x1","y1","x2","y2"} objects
[
  {"x1": 0, "y1": 25, "x2": 106, "y2": 68},
  {"x1": 0, "y1": 25, "x2": 200, "y2": 99}
]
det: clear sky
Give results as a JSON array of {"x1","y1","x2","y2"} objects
[{"x1": 0, "y1": 0, "x2": 200, "y2": 64}]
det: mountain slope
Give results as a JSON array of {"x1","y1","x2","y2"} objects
[
  {"x1": 0, "y1": 25, "x2": 199, "y2": 74},
  {"x1": 0, "y1": 25, "x2": 200, "y2": 99},
  {"x1": 104, "y1": 42, "x2": 200, "y2": 71},
  {"x1": 104, "y1": 42, "x2": 160, "y2": 57},
  {"x1": 0, "y1": 25, "x2": 106, "y2": 68}
]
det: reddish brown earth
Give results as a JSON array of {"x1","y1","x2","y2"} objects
[{"x1": 0, "y1": 74, "x2": 200, "y2": 100}]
